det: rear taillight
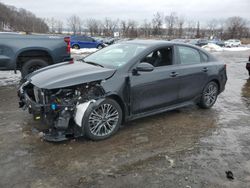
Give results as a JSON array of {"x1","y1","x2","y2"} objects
[{"x1": 64, "y1": 37, "x2": 71, "y2": 54}]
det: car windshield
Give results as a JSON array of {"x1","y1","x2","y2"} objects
[{"x1": 83, "y1": 43, "x2": 147, "y2": 68}]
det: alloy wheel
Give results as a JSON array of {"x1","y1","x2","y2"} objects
[
  {"x1": 204, "y1": 83, "x2": 218, "y2": 106},
  {"x1": 88, "y1": 103, "x2": 119, "y2": 137}
]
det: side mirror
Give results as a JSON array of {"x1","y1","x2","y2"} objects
[{"x1": 136, "y1": 62, "x2": 154, "y2": 72}]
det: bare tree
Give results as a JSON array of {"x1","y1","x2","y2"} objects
[
  {"x1": 120, "y1": 20, "x2": 128, "y2": 37},
  {"x1": 102, "y1": 18, "x2": 119, "y2": 36},
  {"x1": 152, "y1": 12, "x2": 163, "y2": 36},
  {"x1": 165, "y1": 12, "x2": 178, "y2": 39},
  {"x1": 120, "y1": 19, "x2": 138, "y2": 38},
  {"x1": 86, "y1": 18, "x2": 100, "y2": 36},
  {"x1": 217, "y1": 19, "x2": 225, "y2": 39},
  {"x1": 56, "y1": 20, "x2": 63, "y2": 34},
  {"x1": 67, "y1": 15, "x2": 82, "y2": 35},
  {"x1": 176, "y1": 16, "x2": 184, "y2": 38},
  {"x1": 46, "y1": 17, "x2": 57, "y2": 33},
  {"x1": 186, "y1": 20, "x2": 196, "y2": 38},
  {"x1": 128, "y1": 20, "x2": 138, "y2": 37},
  {"x1": 0, "y1": 2, "x2": 49, "y2": 33},
  {"x1": 195, "y1": 21, "x2": 200, "y2": 38},
  {"x1": 207, "y1": 19, "x2": 218, "y2": 37},
  {"x1": 141, "y1": 19, "x2": 151, "y2": 38},
  {"x1": 224, "y1": 16, "x2": 248, "y2": 39}
]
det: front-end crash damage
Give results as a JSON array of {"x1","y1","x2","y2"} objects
[{"x1": 18, "y1": 80, "x2": 106, "y2": 141}]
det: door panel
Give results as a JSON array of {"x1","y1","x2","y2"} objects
[
  {"x1": 130, "y1": 66, "x2": 179, "y2": 114},
  {"x1": 177, "y1": 64, "x2": 208, "y2": 101},
  {"x1": 175, "y1": 45, "x2": 209, "y2": 102}
]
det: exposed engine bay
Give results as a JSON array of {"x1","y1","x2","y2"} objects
[{"x1": 18, "y1": 80, "x2": 105, "y2": 141}]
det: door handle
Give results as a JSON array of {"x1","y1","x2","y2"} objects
[
  {"x1": 170, "y1": 72, "x2": 178, "y2": 77},
  {"x1": 202, "y1": 67, "x2": 208, "y2": 72}
]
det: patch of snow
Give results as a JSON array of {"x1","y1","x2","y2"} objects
[
  {"x1": 202, "y1": 43, "x2": 223, "y2": 52},
  {"x1": 71, "y1": 48, "x2": 98, "y2": 55},
  {"x1": 0, "y1": 71, "x2": 21, "y2": 86},
  {"x1": 202, "y1": 44, "x2": 250, "y2": 52},
  {"x1": 223, "y1": 47, "x2": 250, "y2": 52}
]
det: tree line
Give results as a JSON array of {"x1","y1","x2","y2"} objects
[
  {"x1": 0, "y1": 2, "x2": 48, "y2": 33},
  {"x1": 28, "y1": 14, "x2": 250, "y2": 40},
  {"x1": 0, "y1": 1, "x2": 249, "y2": 40},
  {"x1": 62, "y1": 12, "x2": 249, "y2": 40}
]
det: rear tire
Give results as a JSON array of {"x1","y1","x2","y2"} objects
[
  {"x1": 72, "y1": 44, "x2": 80, "y2": 49},
  {"x1": 198, "y1": 81, "x2": 219, "y2": 109},
  {"x1": 97, "y1": 45, "x2": 103, "y2": 49},
  {"x1": 21, "y1": 59, "x2": 49, "y2": 78},
  {"x1": 84, "y1": 99, "x2": 122, "y2": 141}
]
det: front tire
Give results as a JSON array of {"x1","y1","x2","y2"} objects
[
  {"x1": 84, "y1": 99, "x2": 122, "y2": 140},
  {"x1": 21, "y1": 59, "x2": 49, "y2": 78},
  {"x1": 198, "y1": 81, "x2": 219, "y2": 109}
]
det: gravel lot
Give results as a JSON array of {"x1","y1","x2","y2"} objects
[{"x1": 0, "y1": 49, "x2": 250, "y2": 188}]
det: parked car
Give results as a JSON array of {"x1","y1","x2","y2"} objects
[
  {"x1": 93, "y1": 37, "x2": 115, "y2": 45},
  {"x1": 170, "y1": 39, "x2": 189, "y2": 43},
  {"x1": 0, "y1": 33, "x2": 71, "y2": 77},
  {"x1": 246, "y1": 56, "x2": 250, "y2": 76},
  {"x1": 208, "y1": 39, "x2": 225, "y2": 47},
  {"x1": 103, "y1": 37, "x2": 115, "y2": 45},
  {"x1": 70, "y1": 36, "x2": 105, "y2": 49},
  {"x1": 188, "y1": 39, "x2": 208, "y2": 47},
  {"x1": 18, "y1": 40, "x2": 227, "y2": 142},
  {"x1": 224, "y1": 39, "x2": 241, "y2": 47}
]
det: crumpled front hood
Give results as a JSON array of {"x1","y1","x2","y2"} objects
[{"x1": 28, "y1": 61, "x2": 115, "y2": 89}]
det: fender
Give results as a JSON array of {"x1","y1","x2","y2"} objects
[
  {"x1": 14, "y1": 47, "x2": 54, "y2": 71},
  {"x1": 80, "y1": 98, "x2": 105, "y2": 135}
]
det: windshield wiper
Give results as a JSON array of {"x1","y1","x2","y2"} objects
[{"x1": 79, "y1": 59, "x2": 103, "y2": 68}]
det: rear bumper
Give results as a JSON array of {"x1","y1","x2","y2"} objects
[{"x1": 218, "y1": 67, "x2": 227, "y2": 93}]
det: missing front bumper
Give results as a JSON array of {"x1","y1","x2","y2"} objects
[{"x1": 19, "y1": 89, "x2": 104, "y2": 142}]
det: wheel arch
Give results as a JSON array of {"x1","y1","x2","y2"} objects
[
  {"x1": 15, "y1": 48, "x2": 53, "y2": 70},
  {"x1": 208, "y1": 78, "x2": 220, "y2": 92},
  {"x1": 72, "y1": 43, "x2": 80, "y2": 48},
  {"x1": 106, "y1": 94, "x2": 126, "y2": 123}
]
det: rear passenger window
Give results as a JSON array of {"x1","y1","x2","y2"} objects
[
  {"x1": 177, "y1": 46, "x2": 201, "y2": 64},
  {"x1": 85, "y1": 37, "x2": 94, "y2": 42}
]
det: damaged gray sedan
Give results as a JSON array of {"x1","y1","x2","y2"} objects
[{"x1": 18, "y1": 40, "x2": 227, "y2": 142}]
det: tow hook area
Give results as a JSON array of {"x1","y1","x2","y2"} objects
[
  {"x1": 43, "y1": 129, "x2": 71, "y2": 142},
  {"x1": 43, "y1": 110, "x2": 72, "y2": 142}
]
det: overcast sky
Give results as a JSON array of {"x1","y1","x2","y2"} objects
[{"x1": 1, "y1": 0, "x2": 249, "y2": 24}]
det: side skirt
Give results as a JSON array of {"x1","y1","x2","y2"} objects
[{"x1": 127, "y1": 100, "x2": 195, "y2": 121}]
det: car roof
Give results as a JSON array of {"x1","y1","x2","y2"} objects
[
  {"x1": 123, "y1": 39, "x2": 203, "y2": 49},
  {"x1": 125, "y1": 39, "x2": 169, "y2": 45}
]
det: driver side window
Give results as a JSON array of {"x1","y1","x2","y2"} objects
[{"x1": 140, "y1": 47, "x2": 173, "y2": 67}]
